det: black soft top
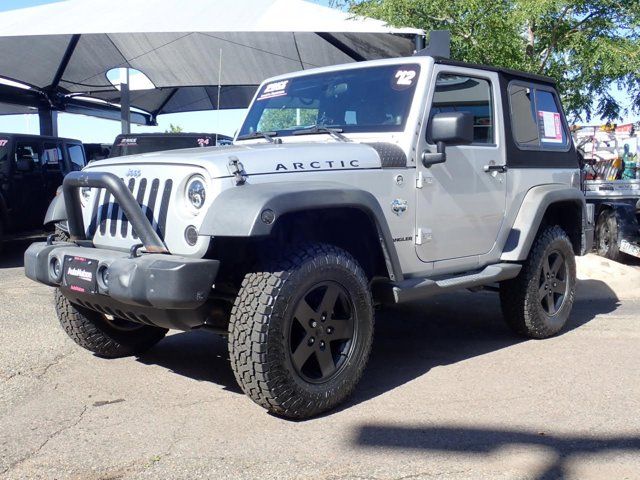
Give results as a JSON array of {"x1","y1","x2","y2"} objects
[
  {"x1": 0, "y1": 132, "x2": 82, "y2": 143},
  {"x1": 434, "y1": 57, "x2": 556, "y2": 86}
]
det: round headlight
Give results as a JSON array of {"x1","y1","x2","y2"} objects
[{"x1": 186, "y1": 177, "x2": 206, "y2": 210}]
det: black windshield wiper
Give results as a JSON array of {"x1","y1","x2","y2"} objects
[
  {"x1": 292, "y1": 125, "x2": 349, "y2": 142},
  {"x1": 236, "y1": 131, "x2": 281, "y2": 144}
]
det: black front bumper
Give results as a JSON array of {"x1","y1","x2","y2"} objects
[{"x1": 25, "y1": 242, "x2": 219, "y2": 329}]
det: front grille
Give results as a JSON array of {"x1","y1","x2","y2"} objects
[{"x1": 87, "y1": 177, "x2": 173, "y2": 240}]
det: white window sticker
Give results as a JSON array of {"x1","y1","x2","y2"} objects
[
  {"x1": 257, "y1": 80, "x2": 289, "y2": 101},
  {"x1": 0, "y1": 139, "x2": 8, "y2": 147},
  {"x1": 391, "y1": 68, "x2": 418, "y2": 91},
  {"x1": 538, "y1": 110, "x2": 563, "y2": 143},
  {"x1": 197, "y1": 137, "x2": 210, "y2": 147}
]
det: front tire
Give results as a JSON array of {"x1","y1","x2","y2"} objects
[
  {"x1": 500, "y1": 225, "x2": 576, "y2": 339},
  {"x1": 55, "y1": 289, "x2": 167, "y2": 358},
  {"x1": 229, "y1": 243, "x2": 374, "y2": 419}
]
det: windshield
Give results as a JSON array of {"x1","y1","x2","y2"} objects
[{"x1": 238, "y1": 64, "x2": 420, "y2": 138}]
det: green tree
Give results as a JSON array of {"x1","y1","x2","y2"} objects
[
  {"x1": 165, "y1": 123, "x2": 183, "y2": 133},
  {"x1": 258, "y1": 108, "x2": 318, "y2": 131},
  {"x1": 343, "y1": 0, "x2": 640, "y2": 121}
]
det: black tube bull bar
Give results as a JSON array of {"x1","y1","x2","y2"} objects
[{"x1": 63, "y1": 171, "x2": 169, "y2": 254}]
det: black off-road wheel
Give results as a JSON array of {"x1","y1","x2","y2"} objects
[
  {"x1": 55, "y1": 289, "x2": 168, "y2": 358},
  {"x1": 229, "y1": 243, "x2": 374, "y2": 419},
  {"x1": 500, "y1": 225, "x2": 576, "y2": 339},
  {"x1": 595, "y1": 209, "x2": 623, "y2": 262}
]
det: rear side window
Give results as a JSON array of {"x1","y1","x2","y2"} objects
[
  {"x1": 14, "y1": 141, "x2": 42, "y2": 171},
  {"x1": 43, "y1": 143, "x2": 63, "y2": 171},
  {"x1": 509, "y1": 83, "x2": 568, "y2": 150},
  {"x1": 67, "y1": 144, "x2": 86, "y2": 171},
  {"x1": 430, "y1": 74, "x2": 494, "y2": 144}
]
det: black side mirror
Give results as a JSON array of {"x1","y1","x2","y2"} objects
[{"x1": 422, "y1": 111, "x2": 474, "y2": 167}]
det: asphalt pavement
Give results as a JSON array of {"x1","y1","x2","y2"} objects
[{"x1": 1, "y1": 239, "x2": 639, "y2": 480}]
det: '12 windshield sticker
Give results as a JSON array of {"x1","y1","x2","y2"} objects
[
  {"x1": 392, "y1": 67, "x2": 418, "y2": 91},
  {"x1": 257, "y1": 80, "x2": 289, "y2": 101}
]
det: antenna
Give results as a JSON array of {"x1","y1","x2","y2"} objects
[
  {"x1": 413, "y1": 30, "x2": 451, "y2": 59},
  {"x1": 216, "y1": 48, "x2": 222, "y2": 145}
]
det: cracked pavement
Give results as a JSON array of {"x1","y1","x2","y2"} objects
[{"x1": 1, "y1": 240, "x2": 639, "y2": 480}]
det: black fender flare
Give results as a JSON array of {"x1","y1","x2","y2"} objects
[{"x1": 199, "y1": 181, "x2": 403, "y2": 281}]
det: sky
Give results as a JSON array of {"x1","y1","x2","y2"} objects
[{"x1": 0, "y1": 0, "x2": 637, "y2": 143}]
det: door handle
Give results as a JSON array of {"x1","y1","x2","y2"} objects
[{"x1": 483, "y1": 164, "x2": 507, "y2": 173}]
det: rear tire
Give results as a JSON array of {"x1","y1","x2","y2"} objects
[
  {"x1": 500, "y1": 225, "x2": 576, "y2": 339},
  {"x1": 55, "y1": 289, "x2": 167, "y2": 358},
  {"x1": 229, "y1": 243, "x2": 374, "y2": 419},
  {"x1": 595, "y1": 209, "x2": 623, "y2": 262}
]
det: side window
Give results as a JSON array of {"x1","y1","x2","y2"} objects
[
  {"x1": 43, "y1": 143, "x2": 64, "y2": 172},
  {"x1": 430, "y1": 74, "x2": 494, "y2": 144},
  {"x1": 509, "y1": 83, "x2": 568, "y2": 150},
  {"x1": 535, "y1": 90, "x2": 568, "y2": 147},
  {"x1": 14, "y1": 141, "x2": 42, "y2": 172},
  {"x1": 67, "y1": 144, "x2": 86, "y2": 171}
]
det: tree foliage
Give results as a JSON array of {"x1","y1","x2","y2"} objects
[
  {"x1": 343, "y1": 0, "x2": 640, "y2": 121},
  {"x1": 257, "y1": 108, "x2": 318, "y2": 131},
  {"x1": 165, "y1": 123, "x2": 183, "y2": 133}
]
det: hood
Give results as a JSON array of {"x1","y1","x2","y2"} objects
[{"x1": 86, "y1": 141, "x2": 388, "y2": 179}]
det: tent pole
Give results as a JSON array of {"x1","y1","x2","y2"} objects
[
  {"x1": 38, "y1": 108, "x2": 58, "y2": 137},
  {"x1": 120, "y1": 68, "x2": 131, "y2": 134},
  {"x1": 415, "y1": 34, "x2": 426, "y2": 52}
]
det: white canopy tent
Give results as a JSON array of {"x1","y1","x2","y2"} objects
[{"x1": 0, "y1": 0, "x2": 423, "y2": 134}]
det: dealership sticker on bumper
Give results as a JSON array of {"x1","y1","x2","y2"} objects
[{"x1": 63, "y1": 256, "x2": 98, "y2": 294}]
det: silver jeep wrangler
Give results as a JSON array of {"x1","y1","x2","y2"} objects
[{"x1": 25, "y1": 55, "x2": 593, "y2": 419}]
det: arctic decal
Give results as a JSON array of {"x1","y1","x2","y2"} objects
[
  {"x1": 274, "y1": 160, "x2": 360, "y2": 171},
  {"x1": 257, "y1": 80, "x2": 289, "y2": 101}
]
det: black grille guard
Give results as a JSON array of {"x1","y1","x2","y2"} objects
[{"x1": 63, "y1": 171, "x2": 169, "y2": 254}]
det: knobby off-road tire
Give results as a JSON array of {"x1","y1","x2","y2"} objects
[
  {"x1": 500, "y1": 225, "x2": 576, "y2": 339},
  {"x1": 229, "y1": 243, "x2": 374, "y2": 419},
  {"x1": 595, "y1": 209, "x2": 623, "y2": 262},
  {"x1": 55, "y1": 289, "x2": 167, "y2": 358},
  {"x1": 54, "y1": 224, "x2": 70, "y2": 243}
]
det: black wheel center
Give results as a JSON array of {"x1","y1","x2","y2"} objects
[
  {"x1": 538, "y1": 249, "x2": 568, "y2": 316},
  {"x1": 288, "y1": 281, "x2": 356, "y2": 384}
]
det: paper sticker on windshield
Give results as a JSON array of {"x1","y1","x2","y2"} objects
[
  {"x1": 197, "y1": 137, "x2": 211, "y2": 147},
  {"x1": 257, "y1": 80, "x2": 289, "y2": 101},
  {"x1": 538, "y1": 110, "x2": 563, "y2": 143},
  {"x1": 392, "y1": 68, "x2": 418, "y2": 90},
  {"x1": 0, "y1": 139, "x2": 8, "y2": 147}
]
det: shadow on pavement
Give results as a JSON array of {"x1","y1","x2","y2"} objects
[
  {"x1": 354, "y1": 423, "x2": 640, "y2": 480},
  {"x1": 136, "y1": 329, "x2": 243, "y2": 394},
  {"x1": 134, "y1": 279, "x2": 619, "y2": 409}
]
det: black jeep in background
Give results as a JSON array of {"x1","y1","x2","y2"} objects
[
  {"x1": 0, "y1": 133, "x2": 86, "y2": 247},
  {"x1": 109, "y1": 132, "x2": 232, "y2": 158}
]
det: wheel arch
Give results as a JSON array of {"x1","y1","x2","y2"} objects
[
  {"x1": 44, "y1": 192, "x2": 67, "y2": 226},
  {"x1": 502, "y1": 185, "x2": 587, "y2": 261},
  {"x1": 200, "y1": 181, "x2": 403, "y2": 281}
]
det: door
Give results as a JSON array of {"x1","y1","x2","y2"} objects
[
  {"x1": 43, "y1": 141, "x2": 65, "y2": 204},
  {"x1": 10, "y1": 138, "x2": 45, "y2": 230},
  {"x1": 415, "y1": 66, "x2": 507, "y2": 263}
]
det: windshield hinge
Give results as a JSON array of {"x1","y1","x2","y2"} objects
[{"x1": 416, "y1": 172, "x2": 423, "y2": 189}]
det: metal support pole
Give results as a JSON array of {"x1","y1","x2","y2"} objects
[
  {"x1": 414, "y1": 33, "x2": 426, "y2": 52},
  {"x1": 38, "y1": 109, "x2": 58, "y2": 137},
  {"x1": 120, "y1": 68, "x2": 131, "y2": 135}
]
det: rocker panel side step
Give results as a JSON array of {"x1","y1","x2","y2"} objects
[{"x1": 391, "y1": 263, "x2": 522, "y2": 304}]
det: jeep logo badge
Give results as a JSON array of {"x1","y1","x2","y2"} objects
[{"x1": 126, "y1": 169, "x2": 141, "y2": 178}]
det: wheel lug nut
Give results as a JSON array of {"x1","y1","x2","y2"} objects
[
  {"x1": 308, "y1": 337, "x2": 315, "y2": 345},
  {"x1": 319, "y1": 341, "x2": 325, "y2": 349},
  {"x1": 310, "y1": 320, "x2": 317, "y2": 328},
  {"x1": 327, "y1": 327, "x2": 333, "y2": 334},
  {"x1": 321, "y1": 312, "x2": 327, "y2": 322}
]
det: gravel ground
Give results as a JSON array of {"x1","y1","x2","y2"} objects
[{"x1": 1, "y1": 240, "x2": 639, "y2": 480}]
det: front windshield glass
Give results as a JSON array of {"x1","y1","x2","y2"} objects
[{"x1": 238, "y1": 64, "x2": 420, "y2": 138}]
